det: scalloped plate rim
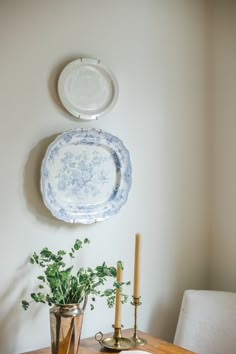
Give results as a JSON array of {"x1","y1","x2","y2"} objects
[{"x1": 40, "y1": 128, "x2": 132, "y2": 224}]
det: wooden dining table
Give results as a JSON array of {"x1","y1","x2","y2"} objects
[{"x1": 21, "y1": 328, "x2": 196, "y2": 354}]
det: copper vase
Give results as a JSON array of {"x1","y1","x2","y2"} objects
[{"x1": 50, "y1": 299, "x2": 87, "y2": 354}]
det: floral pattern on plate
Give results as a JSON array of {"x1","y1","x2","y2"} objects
[{"x1": 41, "y1": 128, "x2": 132, "y2": 224}]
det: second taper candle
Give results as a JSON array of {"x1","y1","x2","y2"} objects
[
  {"x1": 114, "y1": 262, "x2": 123, "y2": 328},
  {"x1": 133, "y1": 233, "x2": 141, "y2": 298}
]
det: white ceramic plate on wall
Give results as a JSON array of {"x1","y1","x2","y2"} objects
[{"x1": 58, "y1": 58, "x2": 119, "y2": 120}]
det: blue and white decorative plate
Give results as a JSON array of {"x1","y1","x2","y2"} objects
[{"x1": 40, "y1": 128, "x2": 132, "y2": 224}]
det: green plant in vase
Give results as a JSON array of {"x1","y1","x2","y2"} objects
[{"x1": 22, "y1": 238, "x2": 130, "y2": 354}]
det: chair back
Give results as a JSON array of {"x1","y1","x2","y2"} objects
[{"x1": 174, "y1": 289, "x2": 236, "y2": 354}]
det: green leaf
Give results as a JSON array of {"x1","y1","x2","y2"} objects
[
  {"x1": 74, "y1": 239, "x2": 83, "y2": 250},
  {"x1": 40, "y1": 248, "x2": 52, "y2": 258},
  {"x1": 108, "y1": 267, "x2": 117, "y2": 277},
  {"x1": 106, "y1": 295, "x2": 116, "y2": 308},
  {"x1": 31, "y1": 292, "x2": 45, "y2": 303},
  {"x1": 57, "y1": 250, "x2": 66, "y2": 256},
  {"x1": 22, "y1": 300, "x2": 29, "y2": 310},
  {"x1": 103, "y1": 289, "x2": 113, "y2": 296},
  {"x1": 117, "y1": 260, "x2": 123, "y2": 270}
]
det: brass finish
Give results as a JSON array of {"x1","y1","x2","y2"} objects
[
  {"x1": 95, "y1": 327, "x2": 134, "y2": 350},
  {"x1": 50, "y1": 301, "x2": 86, "y2": 354},
  {"x1": 131, "y1": 296, "x2": 147, "y2": 346}
]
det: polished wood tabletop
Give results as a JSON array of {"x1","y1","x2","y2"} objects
[{"x1": 21, "y1": 328, "x2": 196, "y2": 354}]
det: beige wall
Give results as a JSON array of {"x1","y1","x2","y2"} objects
[
  {"x1": 210, "y1": 0, "x2": 236, "y2": 289},
  {"x1": 0, "y1": 1, "x2": 209, "y2": 353}
]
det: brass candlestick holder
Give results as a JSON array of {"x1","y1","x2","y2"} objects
[
  {"x1": 131, "y1": 296, "x2": 147, "y2": 346},
  {"x1": 95, "y1": 325, "x2": 134, "y2": 350}
]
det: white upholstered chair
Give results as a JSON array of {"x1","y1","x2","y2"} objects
[{"x1": 174, "y1": 290, "x2": 236, "y2": 354}]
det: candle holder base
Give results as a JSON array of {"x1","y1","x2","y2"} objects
[
  {"x1": 97, "y1": 336, "x2": 134, "y2": 350},
  {"x1": 131, "y1": 333, "x2": 147, "y2": 346},
  {"x1": 131, "y1": 296, "x2": 147, "y2": 346},
  {"x1": 95, "y1": 327, "x2": 134, "y2": 351}
]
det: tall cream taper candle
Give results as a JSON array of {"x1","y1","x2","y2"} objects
[
  {"x1": 114, "y1": 262, "x2": 123, "y2": 328},
  {"x1": 133, "y1": 233, "x2": 141, "y2": 298}
]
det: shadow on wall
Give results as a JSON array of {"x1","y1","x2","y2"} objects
[
  {"x1": 0, "y1": 282, "x2": 21, "y2": 354},
  {"x1": 24, "y1": 135, "x2": 58, "y2": 224},
  {"x1": 1, "y1": 56, "x2": 99, "y2": 354},
  {"x1": 147, "y1": 293, "x2": 182, "y2": 343},
  {"x1": 23, "y1": 135, "x2": 77, "y2": 229},
  {"x1": 48, "y1": 56, "x2": 75, "y2": 121},
  {"x1": 23, "y1": 53, "x2": 95, "y2": 227},
  {"x1": 0, "y1": 262, "x2": 41, "y2": 354},
  {"x1": 48, "y1": 53, "x2": 94, "y2": 122}
]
